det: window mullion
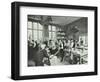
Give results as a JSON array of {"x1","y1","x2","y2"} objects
[
  {"x1": 32, "y1": 22, "x2": 33, "y2": 40},
  {"x1": 37, "y1": 22, "x2": 39, "y2": 41}
]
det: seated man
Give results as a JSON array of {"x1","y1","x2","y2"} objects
[
  {"x1": 71, "y1": 48, "x2": 80, "y2": 64},
  {"x1": 49, "y1": 44, "x2": 60, "y2": 65},
  {"x1": 63, "y1": 46, "x2": 72, "y2": 64},
  {"x1": 35, "y1": 43, "x2": 50, "y2": 66}
]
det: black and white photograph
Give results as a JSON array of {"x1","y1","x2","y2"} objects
[
  {"x1": 11, "y1": 2, "x2": 97, "y2": 80},
  {"x1": 27, "y1": 15, "x2": 88, "y2": 67}
]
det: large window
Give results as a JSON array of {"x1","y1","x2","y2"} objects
[
  {"x1": 28, "y1": 21, "x2": 43, "y2": 41},
  {"x1": 48, "y1": 25, "x2": 56, "y2": 40},
  {"x1": 28, "y1": 22, "x2": 57, "y2": 41}
]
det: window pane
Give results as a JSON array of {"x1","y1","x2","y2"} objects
[
  {"x1": 33, "y1": 30, "x2": 38, "y2": 40},
  {"x1": 33, "y1": 22, "x2": 38, "y2": 29},
  {"x1": 39, "y1": 31, "x2": 43, "y2": 40},
  {"x1": 49, "y1": 32, "x2": 52, "y2": 39},
  {"x1": 28, "y1": 21, "x2": 32, "y2": 29},
  {"x1": 32, "y1": 30, "x2": 34, "y2": 40},
  {"x1": 28, "y1": 30, "x2": 32, "y2": 41},
  {"x1": 52, "y1": 26, "x2": 56, "y2": 31},
  {"x1": 52, "y1": 32, "x2": 56, "y2": 39},
  {"x1": 38, "y1": 23, "x2": 43, "y2": 30},
  {"x1": 49, "y1": 25, "x2": 52, "y2": 31}
]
